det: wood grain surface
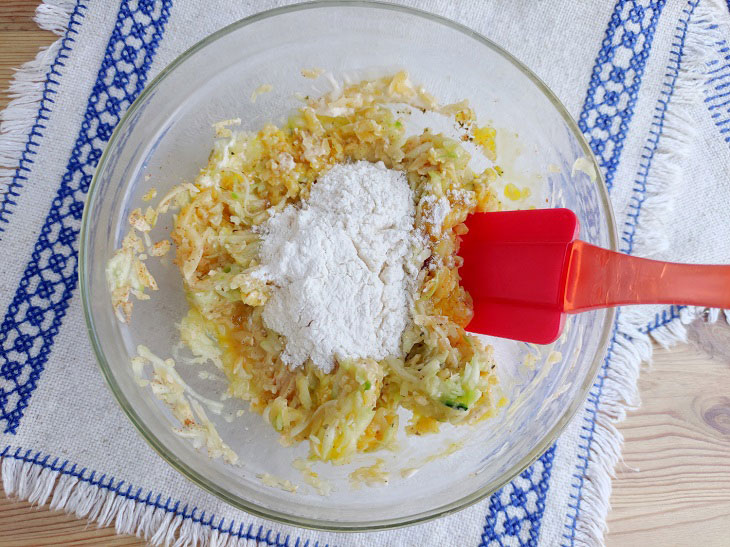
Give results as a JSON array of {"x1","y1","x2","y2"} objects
[
  {"x1": 0, "y1": 1, "x2": 55, "y2": 112},
  {"x1": 606, "y1": 321, "x2": 730, "y2": 546},
  {"x1": 1, "y1": 2, "x2": 729, "y2": 546}
]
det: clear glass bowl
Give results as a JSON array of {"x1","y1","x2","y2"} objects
[{"x1": 80, "y1": 1, "x2": 616, "y2": 531}]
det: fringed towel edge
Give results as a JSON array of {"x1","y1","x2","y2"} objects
[
  {"x1": 572, "y1": 1, "x2": 729, "y2": 544},
  {"x1": 0, "y1": 0, "x2": 81, "y2": 225}
]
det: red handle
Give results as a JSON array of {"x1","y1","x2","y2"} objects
[{"x1": 563, "y1": 240, "x2": 730, "y2": 312}]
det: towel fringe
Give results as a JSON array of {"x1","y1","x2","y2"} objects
[
  {"x1": 1, "y1": 455, "x2": 271, "y2": 545},
  {"x1": 0, "y1": 457, "x2": 164, "y2": 544},
  {"x1": 631, "y1": 0, "x2": 723, "y2": 257},
  {"x1": 0, "y1": 0, "x2": 76, "y2": 198},
  {"x1": 573, "y1": 300, "x2": 729, "y2": 545},
  {"x1": 570, "y1": 2, "x2": 729, "y2": 544},
  {"x1": 570, "y1": 313, "x2": 648, "y2": 546}
]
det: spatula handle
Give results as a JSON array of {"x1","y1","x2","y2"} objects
[{"x1": 563, "y1": 240, "x2": 730, "y2": 312}]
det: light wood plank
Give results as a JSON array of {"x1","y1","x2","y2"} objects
[
  {"x1": 0, "y1": 491, "x2": 143, "y2": 545},
  {"x1": 0, "y1": 0, "x2": 41, "y2": 31},
  {"x1": 0, "y1": 31, "x2": 57, "y2": 112},
  {"x1": 606, "y1": 321, "x2": 730, "y2": 546}
]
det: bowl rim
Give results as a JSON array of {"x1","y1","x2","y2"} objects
[{"x1": 80, "y1": 0, "x2": 617, "y2": 533}]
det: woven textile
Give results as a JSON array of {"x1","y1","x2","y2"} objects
[{"x1": 1, "y1": 1, "x2": 728, "y2": 545}]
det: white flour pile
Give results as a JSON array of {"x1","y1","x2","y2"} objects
[
  {"x1": 254, "y1": 161, "x2": 421, "y2": 372},
  {"x1": 421, "y1": 194, "x2": 450, "y2": 235}
]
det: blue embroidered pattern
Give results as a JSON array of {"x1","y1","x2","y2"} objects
[
  {"x1": 704, "y1": 31, "x2": 730, "y2": 145},
  {"x1": 640, "y1": 2, "x2": 730, "y2": 337},
  {"x1": 564, "y1": 2, "x2": 704, "y2": 544},
  {"x1": 0, "y1": 0, "x2": 171, "y2": 434},
  {"x1": 620, "y1": 1, "x2": 697, "y2": 335},
  {"x1": 621, "y1": 2, "x2": 698, "y2": 256},
  {"x1": 0, "y1": 446, "x2": 325, "y2": 547},
  {"x1": 578, "y1": 0, "x2": 666, "y2": 190},
  {"x1": 643, "y1": 304, "x2": 684, "y2": 333},
  {"x1": 562, "y1": 319, "x2": 619, "y2": 547},
  {"x1": 0, "y1": 2, "x2": 87, "y2": 233},
  {"x1": 480, "y1": 446, "x2": 555, "y2": 547}
]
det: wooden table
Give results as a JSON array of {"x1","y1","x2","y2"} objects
[{"x1": 1, "y1": 3, "x2": 729, "y2": 545}]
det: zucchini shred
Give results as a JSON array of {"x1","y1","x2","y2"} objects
[{"x1": 109, "y1": 71, "x2": 508, "y2": 464}]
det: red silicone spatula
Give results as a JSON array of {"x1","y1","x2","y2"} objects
[{"x1": 458, "y1": 208, "x2": 730, "y2": 344}]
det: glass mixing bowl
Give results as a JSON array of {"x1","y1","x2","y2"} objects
[{"x1": 80, "y1": 1, "x2": 616, "y2": 531}]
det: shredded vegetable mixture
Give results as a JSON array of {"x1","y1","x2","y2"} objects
[{"x1": 108, "y1": 71, "x2": 507, "y2": 464}]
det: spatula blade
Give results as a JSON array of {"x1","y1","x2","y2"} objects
[{"x1": 458, "y1": 209, "x2": 579, "y2": 344}]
